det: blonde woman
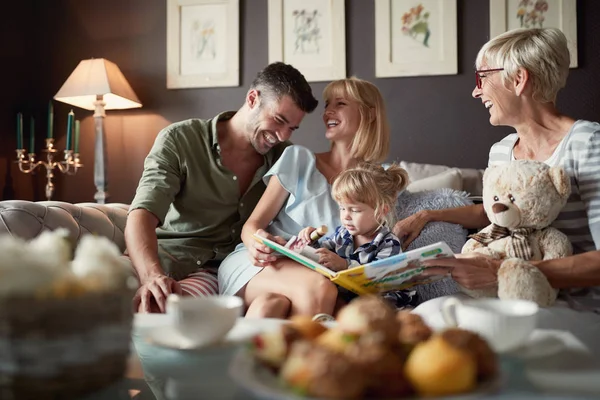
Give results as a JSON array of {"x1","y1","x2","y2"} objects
[{"x1": 218, "y1": 77, "x2": 390, "y2": 318}]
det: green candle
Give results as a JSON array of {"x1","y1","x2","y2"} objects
[
  {"x1": 74, "y1": 120, "x2": 80, "y2": 153},
  {"x1": 47, "y1": 101, "x2": 54, "y2": 139},
  {"x1": 66, "y1": 110, "x2": 74, "y2": 150},
  {"x1": 16, "y1": 113, "x2": 23, "y2": 149},
  {"x1": 29, "y1": 116, "x2": 35, "y2": 153}
]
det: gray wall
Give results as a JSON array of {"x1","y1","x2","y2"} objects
[{"x1": 1, "y1": 0, "x2": 598, "y2": 203}]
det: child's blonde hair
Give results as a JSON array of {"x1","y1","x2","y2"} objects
[{"x1": 331, "y1": 162, "x2": 409, "y2": 228}]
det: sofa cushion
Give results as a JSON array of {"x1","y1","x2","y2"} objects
[
  {"x1": 0, "y1": 201, "x2": 129, "y2": 253},
  {"x1": 399, "y1": 161, "x2": 484, "y2": 197},
  {"x1": 406, "y1": 168, "x2": 463, "y2": 192}
]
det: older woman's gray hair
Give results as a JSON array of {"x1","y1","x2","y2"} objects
[{"x1": 475, "y1": 27, "x2": 570, "y2": 103}]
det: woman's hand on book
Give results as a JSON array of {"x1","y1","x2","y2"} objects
[
  {"x1": 316, "y1": 249, "x2": 348, "y2": 271},
  {"x1": 249, "y1": 229, "x2": 285, "y2": 266},
  {"x1": 423, "y1": 253, "x2": 501, "y2": 290}
]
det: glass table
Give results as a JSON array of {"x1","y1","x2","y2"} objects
[{"x1": 86, "y1": 314, "x2": 600, "y2": 400}]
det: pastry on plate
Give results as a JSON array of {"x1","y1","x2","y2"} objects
[
  {"x1": 344, "y1": 338, "x2": 413, "y2": 398},
  {"x1": 336, "y1": 295, "x2": 399, "y2": 345},
  {"x1": 280, "y1": 341, "x2": 366, "y2": 399},
  {"x1": 251, "y1": 317, "x2": 327, "y2": 369},
  {"x1": 396, "y1": 310, "x2": 432, "y2": 347},
  {"x1": 404, "y1": 332, "x2": 477, "y2": 397},
  {"x1": 440, "y1": 328, "x2": 499, "y2": 381}
]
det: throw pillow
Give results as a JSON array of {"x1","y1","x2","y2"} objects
[
  {"x1": 406, "y1": 168, "x2": 463, "y2": 192},
  {"x1": 396, "y1": 188, "x2": 473, "y2": 303},
  {"x1": 399, "y1": 161, "x2": 453, "y2": 181}
]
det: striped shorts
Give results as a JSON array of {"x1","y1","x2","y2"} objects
[
  {"x1": 179, "y1": 268, "x2": 219, "y2": 297},
  {"x1": 123, "y1": 253, "x2": 219, "y2": 298}
]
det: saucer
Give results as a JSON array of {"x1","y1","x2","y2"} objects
[{"x1": 144, "y1": 317, "x2": 288, "y2": 350}]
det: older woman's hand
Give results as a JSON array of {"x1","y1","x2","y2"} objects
[
  {"x1": 393, "y1": 210, "x2": 430, "y2": 250},
  {"x1": 248, "y1": 229, "x2": 287, "y2": 266},
  {"x1": 423, "y1": 253, "x2": 502, "y2": 290}
]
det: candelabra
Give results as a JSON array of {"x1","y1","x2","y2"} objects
[{"x1": 15, "y1": 138, "x2": 82, "y2": 200}]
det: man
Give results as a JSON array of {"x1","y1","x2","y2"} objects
[{"x1": 126, "y1": 62, "x2": 318, "y2": 313}]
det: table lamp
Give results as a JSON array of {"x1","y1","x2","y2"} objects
[{"x1": 54, "y1": 58, "x2": 142, "y2": 203}]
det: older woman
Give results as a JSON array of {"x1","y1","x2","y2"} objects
[
  {"x1": 396, "y1": 28, "x2": 600, "y2": 318},
  {"x1": 218, "y1": 77, "x2": 391, "y2": 318}
]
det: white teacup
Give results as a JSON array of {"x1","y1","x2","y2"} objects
[
  {"x1": 441, "y1": 297, "x2": 538, "y2": 352},
  {"x1": 166, "y1": 294, "x2": 244, "y2": 346}
]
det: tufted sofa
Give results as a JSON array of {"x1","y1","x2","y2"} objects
[
  {"x1": 0, "y1": 161, "x2": 483, "y2": 252},
  {"x1": 0, "y1": 201, "x2": 129, "y2": 251}
]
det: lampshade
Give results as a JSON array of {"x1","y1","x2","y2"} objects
[{"x1": 54, "y1": 58, "x2": 142, "y2": 110}]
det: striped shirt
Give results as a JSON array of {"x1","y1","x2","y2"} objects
[
  {"x1": 488, "y1": 119, "x2": 600, "y2": 312},
  {"x1": 319, "y1": 225, "x2": 402, "y2": 267}
]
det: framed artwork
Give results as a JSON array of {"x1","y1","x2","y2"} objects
[
  {"x1": 375, "y1": 0, "x2": 457, "y2": 78},
  {"x1": 166, "y1": 0, "x2": 239, "y2": 89},
  {"x1": 489, "y1": 0, "x2": 577, "y2": 68},
  {"x1": 268, "y1": 0, "x2": 346, "y2": 82}
]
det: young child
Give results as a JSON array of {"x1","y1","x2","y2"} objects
[{"x1": 298, "y1": 162, "x2": 417, "y2": 310}]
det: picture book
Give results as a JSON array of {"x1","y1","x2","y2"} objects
[{"x1": 252, "y1": 234, "x2": 455, "y2": 295}]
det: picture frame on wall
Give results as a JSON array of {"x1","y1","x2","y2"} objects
[
  {"x1": 268, "y1": 0, "x2": 346, "y2": 82},
  {"x1": 489, "y1": 0, "x2": 577, "y2": 68},
  {"x1": 166, "y1": 0, "x2": 239, "y2": 89},
  {"x1": 375, "y1": 0, "x2": 458, "y2": 78}
]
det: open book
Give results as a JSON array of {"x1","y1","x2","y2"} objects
[{"x1": 253, "y1": 233, "x2": 454, "y2": 295}]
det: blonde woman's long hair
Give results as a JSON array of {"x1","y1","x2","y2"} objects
[
  {"x1": 331, "y1": 162, "x2": 409, "y2": 228},
  {"x1": 323, "y1": 77, "x2": 390, "y2": 162}
]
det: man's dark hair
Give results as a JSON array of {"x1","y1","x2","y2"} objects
[{"x1": 250, "y1": 62, "x2": 318, "y2": 113}]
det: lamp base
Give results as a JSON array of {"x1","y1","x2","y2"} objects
[
  {"x1": 94, "y1": 98, "x2": 109, "y2": 204},
  {"x1": 94, "y1": 190, "x2": 109, "y2": 204}
]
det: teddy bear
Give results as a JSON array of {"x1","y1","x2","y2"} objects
[{"x1": 461, "y1": 160, "x2": 572, "y2": 306}]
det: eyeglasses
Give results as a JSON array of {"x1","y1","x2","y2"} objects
[{"x1": 475, "y1": 68, "x2": 504, "y2": 89}]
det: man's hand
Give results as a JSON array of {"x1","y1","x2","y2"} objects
[
  {"x1": 133, "y1": 274, "x2": 183, "y2": 313},
  {"x1": 248, "y1": 229, "x2": 286, "y2": 266},
  {"x1": 423, "y1": 253, "x2": 502, "y2": 290},
  {"x1": 393, "y1": 210, "x2": 430, "y2": 250},
  {"x1": 316, "y1": 249, "x2": 348, "y2": 271}
]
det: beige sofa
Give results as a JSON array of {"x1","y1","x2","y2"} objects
[{"x1": 0, "y1": 201, "x2": 129, "y2": 249}]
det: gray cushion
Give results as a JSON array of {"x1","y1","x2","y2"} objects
[{"x1": 396, "y1": 188, "x2": 472, "y2": 303}]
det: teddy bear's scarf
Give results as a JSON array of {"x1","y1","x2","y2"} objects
[{"x1": 469, "y1": 224, "x2": 535, "y2": 260}]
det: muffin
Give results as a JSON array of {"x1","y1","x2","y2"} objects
[
  {"x1": 315, "y1": 327, "x2": 359, "y2": 353},
  {"x1": 404, "y1": 333, "x2": 477, "y2": 397},
  {"x1": 440, "y1": 328, "x2": 499, "y2": 381},
  {"x1": 252, "y1": 317, "x2": 327, "y2": 369},
  {"x1": 280, "y1": 341, "x2": 366, "y2": 399},
  {"x1": 396, "y1": 310, "x2": 432, "y2": 346},
  {"x1": 344, "y1": 338, "x2": 413, "y2": 398},
  {"x1": 336, "y1": 295, "x2": 399, "y2": 345}
]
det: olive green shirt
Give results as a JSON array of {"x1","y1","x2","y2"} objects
[{"x1": 129, "y1": 112, "x2": 289, "y2": 280}]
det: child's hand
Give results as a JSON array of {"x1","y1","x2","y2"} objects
[
  {"x1": 298, "y1": 227, "x2": 316, "y2": 243},
  {"x1": 316, "y1": 248, "x2": 348, "y2": 271}
]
